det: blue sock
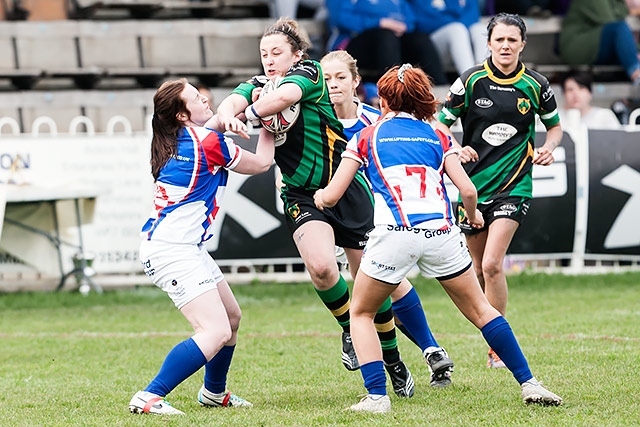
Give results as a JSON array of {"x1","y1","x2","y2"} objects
[
  {"x1": 204, "y1": 344, "x2": 236, "y2": 393},
  {"x1": 392, "y1": 287, "x2": 438, "y2": 351},
  {"x1": 360, "y1": 360, "x2": 387, "y2": 396},
  {"x1": 395, "y1": 323, "x2": 420, "y2": 347},
  {"x1": 481, "y1": 316, "x2": 533, "y2": 384},
  {"x1": 145, "y1": 337, "x2": 207, "y2": 396}
]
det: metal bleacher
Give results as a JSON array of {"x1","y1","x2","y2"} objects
[
  {"x1": 0, "y1": 1, "x2": 639, "y2": 134},
  {"x1": 0, "y1": 17, "x2": 324, "y2": 91}
]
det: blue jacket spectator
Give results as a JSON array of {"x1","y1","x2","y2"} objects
[
  {"x1": 326, "y1": 0, "x2": 447, "y2": 84},
  {"x1": 411, "y1": 0, "x2": 488, "y2": 74}
]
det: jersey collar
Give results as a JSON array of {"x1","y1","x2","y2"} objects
[{"x1": 484, "y1": 57, "x2": 526, "y2": 85}]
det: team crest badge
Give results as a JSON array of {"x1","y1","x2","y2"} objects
[
  {"x1": 457, "y1": 205, "x2": 467, "y2": 224},
  {"x1": 517, "y1": 98, "x2": 531, "y2": 115},
  {"x1": 287, "y1": 204, "x2": 301, "y2": 219}
]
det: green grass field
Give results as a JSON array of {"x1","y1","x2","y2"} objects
[{"x1": 0, "y1": 272, "x2": 639, "y2": 426}]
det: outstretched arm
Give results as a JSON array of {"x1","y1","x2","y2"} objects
[
  {"x1": 534, "y1": 123, "x2": 562, "y2": 165},
  {"x1": 217, "y1": 93, "x2": 251, "y2": 132},
  {"x1": 444, "y1": 153, "x2": 483, "y2": 228},
  {"x1": 204, "y1": 114, "x2": 249, "y2": 139},
  {"x1": 434, "y1": 120, "x2": 478, "y2": 163},
  {"x1": 233, "y1": 128, "x2": 275, "y2": 175},
  {"x1": 314, "y1": 158, "x2": 361, "y2": 210}
]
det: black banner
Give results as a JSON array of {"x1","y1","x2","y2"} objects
[
  {"x1": 509, "y1": 132, "x2": 577, "y2": 254},
  {"x1": 585, "y1": 130, "x2": 640, "y2": 255}
]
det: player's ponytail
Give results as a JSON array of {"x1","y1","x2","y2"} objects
[
  {"x1": 377, "y1": 64, "x2": 438, "y2": 122},
  {"x1": 150, "y1": 79, "x2": 187, "y2": 180}
]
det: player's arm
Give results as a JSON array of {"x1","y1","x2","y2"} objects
[
  {"x1": 444, "y1": 153, "x2": 484, "y2": 228},
  {"x1": 249, "y1": 82, "x2": 303, "y2": 118},
  {"x1": 232, "y1": 128, "x2": 275, "y2": 175},
  {"x1": 204, "y1": 114, "x2": 249, "y2": 139},
  {"x1": 217, "y1": 93, "x2": 250, "y2": 131},
  {"x1": 434, "y1": 120, "x2": 478, "y2": 163},
  {"x1": 534, "y1": 123, "x2": 562, "y2": 166},
  {"x1": 314, "y1": 158, "x2": 360, "y2": 210}
]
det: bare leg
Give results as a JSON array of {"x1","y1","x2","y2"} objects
[
  {"x1": 479, "y1": 219, "x2": 519, "y2": 316},
  {"x1": 350, "y1": 272, "x2": 397, "y2": 365},
  {"x1": 293, "y1": 220, "x2": 341, "y2": 291}
]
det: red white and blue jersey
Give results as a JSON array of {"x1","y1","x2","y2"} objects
[
  {"x1": 343, "y1": 112, "x2": 457, "y2": 229},
  {"x1": 141, "y1": 126, "x2": 242, "y2": 244},
  {"x1": 340, "y1": 98, "x2": 381, "y2": 141}
]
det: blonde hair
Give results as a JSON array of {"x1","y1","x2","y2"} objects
[{"x1": 321, "y1": 50, "x2": 360, "y2": 82}]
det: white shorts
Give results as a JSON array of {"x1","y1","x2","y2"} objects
[
  {"x1": 359, "y1": 224, "x2": 472, "y2": 285},
  {"x1": 139, "y1": 240, "x2": 223, "y2": 309}
]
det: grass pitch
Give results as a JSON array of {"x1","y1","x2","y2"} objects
[{"x1": 0, "y1": 272, "x2": 639, "y2": 426}]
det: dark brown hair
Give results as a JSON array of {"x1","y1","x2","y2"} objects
[
  {"x1": 562, "y1": 69, "x2": 594, "y2": 93},
  {"x1": 487, "y1": 12, "x2": 527, "y2": 42},
  {"x1": 150, "y1": 78, "x2": 189, "y2": 180},
  {"x1": 377, "y1": 64, "x2": 438, "y2": 121},
  {"x1": 262, "y1": 17, "x2": 311, "y2": 61}
]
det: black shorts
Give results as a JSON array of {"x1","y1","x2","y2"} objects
[
  {"x1": 281, "y1": 177, "x2": 374, "y2": 249},
  {"x1": 456, "y1": 195, "x2": 530, "y2": 236}
]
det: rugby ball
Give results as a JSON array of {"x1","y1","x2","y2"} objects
[{"x1": 258, "y1": 79, "x2": 300, "y2": 143}]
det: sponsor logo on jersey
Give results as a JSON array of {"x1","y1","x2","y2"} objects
[
  {"x1": 517, "y1": 98, "x2": 531, "y2": 115},
  {"x1": 542, "y1": 86, "x2": 554, "y2": 102},
  {"x1": 475, "y1": 98, "x2": 493, "y2": 108},
  {"x1": 489, "y1": 84, "x2": 515, "y2": 92},
  {"x1": 481, "y1": 123, "x2": 518, "y2": 146}
]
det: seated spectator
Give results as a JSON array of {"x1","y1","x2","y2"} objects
[
  {"x1": 559, "y1": 0, "x2": 640, "y2": 86},
  {"x1": 560, "y1": 70, "x2": 621, "y2": 129},
  {"x1": 491, "y1": 0, "x2": 553, "y2": 17},
  {"x1": 411, "y1": 0, "x2": 488, "y2": 75},
  {"x1": 325, "y1": 0, "x2": 447, "y2": 85},
  {"x1": 626, "y1": 0, "x2": 640, "y2": 16},
  {"x1": 356, "y1": 81, "x2": 380, "y2": 109},
  {"x1": 269, "y1": 0, "x2": 326, "y2": 19}
]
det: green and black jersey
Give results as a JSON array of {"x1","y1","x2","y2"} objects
[
  {"x1": 438, "y1": 58, "x2": 560, "y2": 202},
  {"x1": 232, "y1": 59, "x2": 356, "y2": 191}
]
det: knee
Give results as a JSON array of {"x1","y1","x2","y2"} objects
[
  {"x1": 306, "y1": 259, "x2": 336, "y2": 286},
  {"x1": 227, "y1": 307, "x2": 242, "y2": 333},
  {"x1": 482, "y1": 257, "x2": 504, "y2": 279},
  {"x1": 198, "y1": 327, "x2": 233, "y2": 359}
]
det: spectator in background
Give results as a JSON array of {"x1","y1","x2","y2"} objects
[
  {"x1": 269, "y1": 0, "x2": 326, "y2": 19},
  {"x1": 627, "y1": 0, "x2": 640, "y2": 15},
  {"x1": 560, "y1": 70, "x2": 621, "y2": 129},
  {"x1": 325, "y1": 0, "x2": 447, "y2": 85},
  {"x1": 491, "y1": 0, "x2": 553, "y2": 17},
  {"x1": 559, "y1": 0, "x2": 640, "y2": 86},
  {"x1": 411, "y1": 0, "x2": 488, "y2": 75},
  {"x1": 356, "y1": 82, "x2": 380, "y2": 109}
]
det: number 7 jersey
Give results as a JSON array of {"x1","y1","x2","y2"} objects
[{"x1": 343, "y1": 112, "x2": 458, "y2": 229}]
